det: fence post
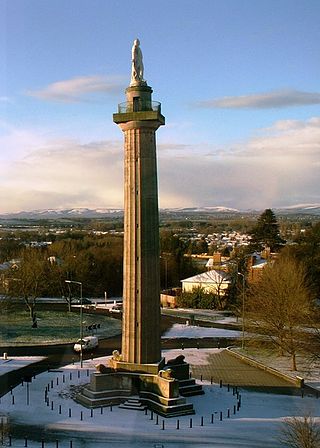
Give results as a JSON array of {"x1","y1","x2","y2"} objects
[
  {"x1": 176, "y1": 419, "x2": 180, "y2": 430},
  {"x1": 200, "y1": 416, "x2": 204, "y2": 426},
  {"x1": 211, "y1": 413, "x2": 214, "y2": 424},
  {"x1": 189, "y1": 418, "x2": 192, "y2": 428},
  {"x1": 220, "y1": 411, "x2": 223, "y2": 421}
]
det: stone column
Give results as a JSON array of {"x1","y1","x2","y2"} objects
[{"x1": 113, "y1": 84, "x2": 165, "y2": 366}]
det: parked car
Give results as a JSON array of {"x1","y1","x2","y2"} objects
[
  {"x1": 73, "y1": 336, "x2": 98, "y2": 352},
  {"x1": 110, "y1": 303, "x2": 123, "y2": 313}
]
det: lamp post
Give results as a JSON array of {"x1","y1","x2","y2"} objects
[
  {"x1": 237, "y1": 272, "x2": 245, "y2": 350},
  {"x1": 65, "y1": 280, "x2": 83, "y2": 367}
]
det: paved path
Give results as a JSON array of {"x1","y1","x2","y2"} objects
[{"x1": 190, "y1": 349, "x2": 297, "y2": 389}]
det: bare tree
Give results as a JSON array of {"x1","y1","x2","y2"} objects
[
  {"x1": 247, "y1": 256, "x2": 314, "y2": 370},
  {"x1": 279, "y1": 415, "x2": 320, "y2": 448},
  {"x1": 5, "y1": 248, "x2": 50, "y2": 326}
]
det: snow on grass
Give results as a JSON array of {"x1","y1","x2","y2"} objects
[
  {"x1": 1, "y1": 350, "x2": 320, "y2": 447},
  {"x1": 163, "y1": 323, "x2": 240, "y2": 339},
  {"x1": 0, "y1": 356, "x2": 45, "y2": 374},
  {"x1": 0, "y1": 310, "x2": 121, "y2": 345}
]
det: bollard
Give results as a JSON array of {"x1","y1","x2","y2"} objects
[
  {"x1": 59, "y1": 405, "x2": 62, "y2": 414},
  {"x1": 69, "y1": 408, "x2": 72, "y2": 418},
  {"x1": 110, "y1": 404, "x2": 113, "y2": 412},
  {"x1": 70, "y1": 372, "x2": 72, "y2": 380},
  {"x1": 237, "y1": 401, "x2": 240, "y2": 411},
  {"x1": 219, "y1": 380, "x2": 222, "y2": 388},
  {"x1": 150, "y1": 410, "x2": 153, "y2": 420},
  {"x1": 301, "y1": 390, "x2": 304, "y2": 398},
  {"x1": 63, "y1": 374, "x2": 65, "y2": 383},
  {"x1": 233, "y1": 405, "x2": 236, "y2": 414},
  {"x1": 41, "y1": 440, "x2": 45, "y2": 448},
  {"x1": 21, "y1": 381, "x2": 24, "y2": 387},
  {"x1": 90, "y1": 409, "x2": 93, "y2": 418},
  {"x1": 200, "y1": 416, "x2": 204, "y2": 427},
  {"x1": 211, "y1": 413, "x2": 214, "y2": 424},
  {"x1": 51, "y1": 380, "x2": 53, "y2": 388},
  {"x1": 189, "y1": 418, "x2": 193, "y2": 428},
  {"x1": 200, "y1": 374, "x2": 203, "y2": 382},
  {"x1": 100, "y1": 407, "x2": 103, "y2": 415},
  {"x1": 227, "y1": 384, "x2": 230, "y2": 392},
  {"x1": 78, "y1": 370, "x2": 80, "y2": 379},
  {"x1": 227, "y1": 408, "x2": 230, "y2": 418},
  {"x1": 176, "y1": 419, "x2": 180, "y2": 430},
  {"x1": 46, "y1": 399, "x2": 49, "y2": 407},
  {"x1": 56, "y1": 440, "x2": 59, "y2": 448},
  {"x1": 210, "y1": 376, "x2": 213, "y2": 384},
  {"x1": 156, "y1": 414, "x2": 159, "y2": 425},
  {"x1": 12, "y1": 396, "x2": 14, "y2": 405},
  {"x1": 56, "y1": 377, "x2": 59, "y2": 385},
  {"x1": 87, "y1": 369, "x2": 89, "y2": 377},
  {"x1": 80, "y1": 411, "x2": 83, "y2": 421},
  {"x1": 24, "y1": 436, "x2": 28, "y2": 447},
  {"x1": 220, "y1": 411, "x2": 223, "y2": 421},
  {"x1": 144, "y1": 408, "x2": 147, "y2": 415},
  {"x1": 10, "y1": 388, "x2": 12, "y2": 395},
  {"x1": 161, "y1": 420, "x2": 165, "y2": 430},
  {"x1": 51, "y1": 401, "x2": 54, "y2": 410},
  {"x1": 8, "y1": 435, "x2": 12, "y2": 446},
  {"x1": 70, "y1": 441, "x2": 73, "y2": 448}
]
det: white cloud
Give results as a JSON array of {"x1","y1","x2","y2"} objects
[
  {"x1": 158, "y1": 116, "x2": 320, "y2": 209},
  {"x1": 196, "y1": 89, "x2": 320, "y2": 109},
  {"x1": 0, "y1": 117, "x2": 319, "y2": 213},
  {"x1": 26, "y1": 75, "x2": 125, "y2": 103}
]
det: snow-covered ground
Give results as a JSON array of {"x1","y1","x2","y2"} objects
[
  {"x1": 163, "y1": 324, "x2": 240, "y2": 339},
  {"x1": 0, "y1": 356, "x2": 45, "y2": 374},
  {"x1": 1, "y1": 349, "x2": 320, "y2": 447}
]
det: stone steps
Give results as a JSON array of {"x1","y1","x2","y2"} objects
[
  {"x1": 179, "y1": 379, "x2": 204, "y2": 397},
  {"x1": 119, "y1": 397, "x2": 146, "y2": 411}
]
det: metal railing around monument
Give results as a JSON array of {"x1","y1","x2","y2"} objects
[{"x1": 118, "y1": 100, "x2": 161, "y2": 113}]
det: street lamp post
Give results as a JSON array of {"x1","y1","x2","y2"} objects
[
  {"x1": 237, "y1": 272, "x2": 245, "y2": 350},
  {"x1": 65, "y1": 280, "x2": 83, "y2": 367}
]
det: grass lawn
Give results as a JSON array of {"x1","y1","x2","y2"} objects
[{"x1": 0, "y1": 308, "x2": 121, "y2": 345}]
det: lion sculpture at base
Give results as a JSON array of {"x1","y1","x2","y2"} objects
[
  {"x1": 166, "y1": 354, "x2": 186, "y2": 366},
  {"x1": 112, "y1": 350, "x2": 122, "y2": 361},
  {"x1": 158, "y1": 368, "x2": 174, "y2": 380}
]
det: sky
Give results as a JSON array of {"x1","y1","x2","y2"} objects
[{"x1": 0, "y1": 0, "x2": 319, "y2": 213}]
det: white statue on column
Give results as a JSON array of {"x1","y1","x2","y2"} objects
[{"x1": 130, "y1": 39, "x2": 145, "y2": 86}]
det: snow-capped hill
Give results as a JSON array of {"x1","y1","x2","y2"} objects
[{"x1": 277, "y1": 204, "x2": 320, "y2": 214}]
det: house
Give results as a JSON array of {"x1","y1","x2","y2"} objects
[{"x1": 181, "y1": 269, "x2": 231, "y2": 295}]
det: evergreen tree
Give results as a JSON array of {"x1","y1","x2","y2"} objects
[{"x1": 250, "y1": 208, "x2": 285, "y2": 251}]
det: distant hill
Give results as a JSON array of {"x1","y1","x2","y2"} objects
[{"x1": 1, "y1": 204, "x2": 320, "y2": 219}]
